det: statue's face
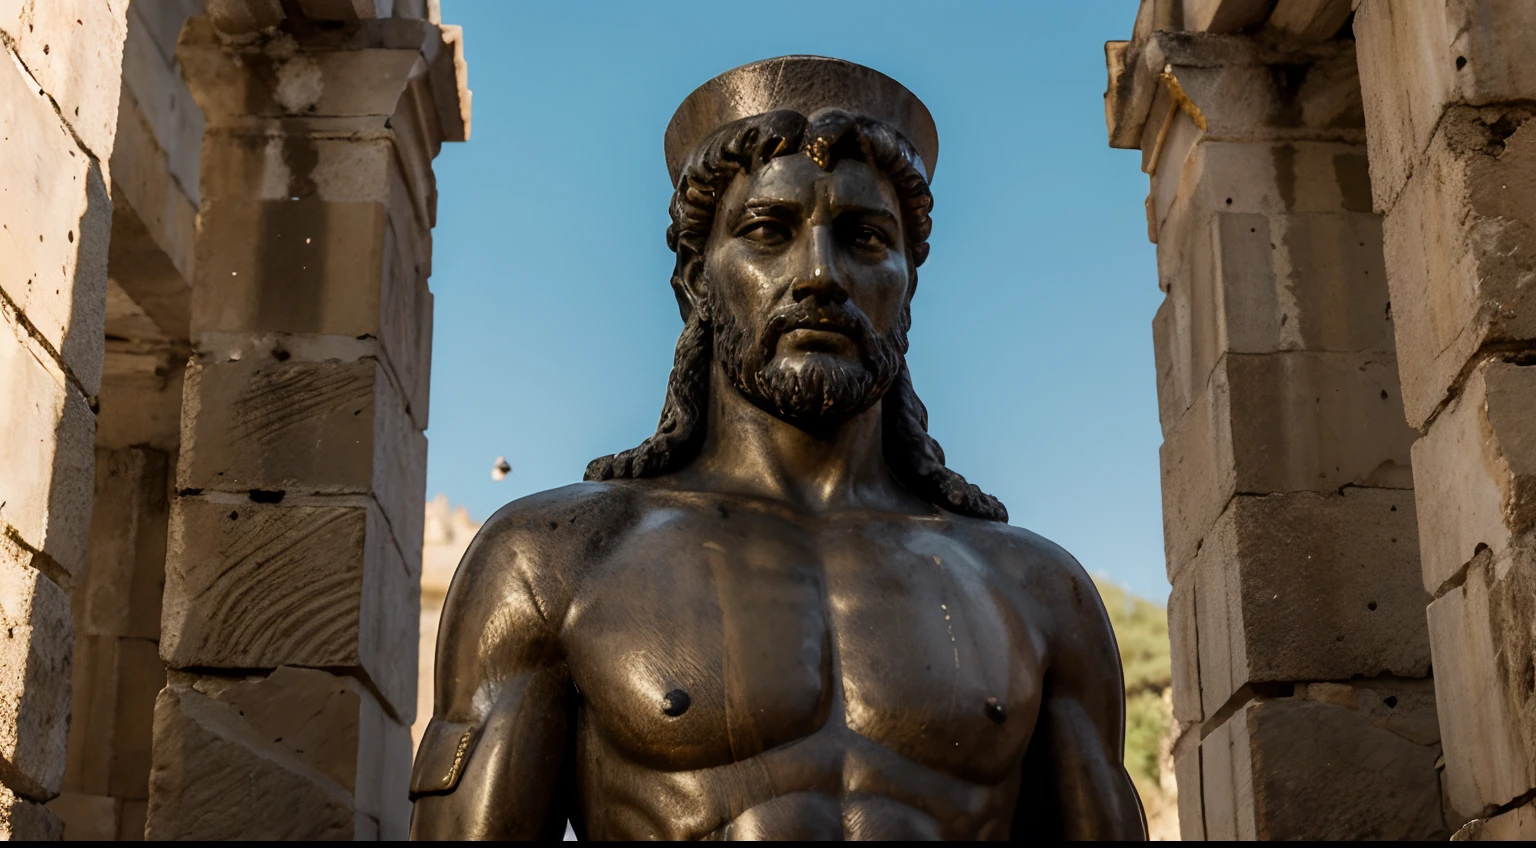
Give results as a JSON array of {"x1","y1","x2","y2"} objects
[{"x1": 703, "y1": 153, "x2": 912, "y2": 425}]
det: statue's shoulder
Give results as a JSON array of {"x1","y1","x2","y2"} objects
[
  {"x1": 951, "y1": 516, "x2": 1105, "y2": 628},
  {"x1": 444, "y1": 481, "x2": 647, "y2": 629},
  {"x1": 949, "y1": 516, "x2": 1085, "y2": 581},
  {"x1": 476, "y1": 480, "x2": 645, "y2": 546}
]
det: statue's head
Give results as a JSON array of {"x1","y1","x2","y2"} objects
[{"x1": 587, "y1": 57, "x2": 1006, "y2": 522}]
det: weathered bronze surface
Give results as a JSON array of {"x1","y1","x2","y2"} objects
[{"x1": 409, "y1": 56, "x2": 1145, "y2": 841}]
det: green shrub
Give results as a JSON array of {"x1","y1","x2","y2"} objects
[{"x1": 1092, "y1": 577, "x2": 1172, "y2": 793}]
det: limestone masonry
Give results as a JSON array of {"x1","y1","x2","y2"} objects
[
  {"x1": 1, "y1": 0, "x2": 466, "y2": 839},
  {"x1": 1107, "y1": 0, "x2": 1536, "y2": 840}
]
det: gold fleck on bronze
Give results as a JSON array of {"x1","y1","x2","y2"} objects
[
  {"x1": 444, "y1": 727, "x2": 474, "y2": 787},
  {"x1": 805, "y1": 136, "x2": 831, "y2": 169}
]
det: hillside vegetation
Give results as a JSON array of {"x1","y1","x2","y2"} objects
[{"x1": 1093, "y1": 578, "x2": 1175, "y2": 837}]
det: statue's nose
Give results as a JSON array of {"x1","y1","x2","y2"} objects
[{"x1": 791, "y1": 225, "x2": 848, "y2": 304}]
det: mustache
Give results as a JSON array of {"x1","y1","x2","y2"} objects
[{"x1": 757, "y1": 302, "x2": 874, "y2": 361}]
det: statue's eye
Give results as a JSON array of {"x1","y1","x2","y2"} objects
[
  {"x1": 853, "y1": 225, "x2": 890, "y2": 252},
  {"x1": 737, "y1": 219, "x2": 791, "y2": 246}
]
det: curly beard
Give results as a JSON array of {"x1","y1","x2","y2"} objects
[{"x1": 711, "y1": 292, "x2": 909, "y2": 429}]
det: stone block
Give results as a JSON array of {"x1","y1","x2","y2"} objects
[
  {"x1": 147, "y1": 667, "x2": 408, "y2": 838},
  {"x1": 191, "y1": 191, "x2": 433, "y2": 416},
  {"x1": 1164, "y1": 36, "x2": 1363, "y2": 141},
  {"x1": 382, "y1": 216, "x2": 433, "y2": 430},
  {"x1": 1278, "y1": 212, "x2": 1392, "y2": 351},
  {"x1": 145, "y1": 677, "x2": 363, "y2": 840},
  {"x1": 296, "y1": 0, "x2": 385, "y2": 21},
  {"x1": 1168, "y1": 575, "x2": 1201, "y2": 723},
  {"x1": 356, "y1": 707, "x2": 412, "y2": 839},
  {"x1": 117, "y1": 799, "x2": 146, "y2": 840},
  {"x1": 104, "y1": 278, "x2": 163, "y2": 342},
  {"x1": 0, "y1": 783, "x2": 63, "y2": 840},
  {"x1": 61, "y1": 633, "x2": 160, "y2": 803},
  {"x1": 388, "y1": 75, "x2": 448, "y2": 229},
  {"x1": 1181, "y1": 0, "x2": 1273, "y2": 33},
  {"x1": 1381, "y1": 111, "x2": 1536, "y2": 429},
  {"x1": 110, "y1": 78, "x2": 197, "y2": 341},
  {"x1": 1265, "y1": 0, "x2": 1353, "y2": 42},
  {"x1": 161, "y1": 497, "x2": 418, "y2": 718},
  {"x1": 1161, "y1": 351, "x2": 1415, "y2": 574},
  {"x1": 178, "y1": 17, "x2": 431, "y2": 124},
  {"x1": 192, "y1": 198, "x2": 385, "y2": 334},
  {"x1": 0, "y1": 298, "x2": 97, "y2": 579},
  {"x1": 1202, "y1": 691, "x2": 1446, "y2": 839},
  {"x1": 1413, "y1": 361, "x2": 1536, "y2": 593},
  {"x1": 0, "y1": 42, "x2": 111, "y2": 395},
  {"x1": 0, "y1": 0, "x2": 22, "y2": 43},
  {"x1": 1469, "y1": 799, "x2": 1536, "y2": 840},
  {"x1": 127, "y1": 0, "x2": 204, "y2": 69},
  {"x1": 5, "y1": 0, "x2": 129, "y2": 162},
  {"x1": 1149, "y1": 200, "x2": 1217, "y2": 434},
  {"x1": 83, "y1": 448, "x2": 168, "y2": 641},
  {"x1": 95, "y1": 343, "x2": 184, "y2": 454},
  {"x1": 111, "y1": 638, "x2": 160, "y2": 801},
  {"x1": 62, "y1": 634, "x2": 115, "y2": 797},
  {"x1": 1200, "y1": 701, "x2": 1256, "y2": 840},
  {"x1": 1356, "y1": 0, "x2": 1536, "y2": 210},
  {"x1": 202, "y1": 0, "x2": 286, "y2": 35},
  {"x1": 1427, "y1": 548, "x2": 1536, "y2": 818},
  {"x1": 178, "y1": 355, "x2": 426, "y2": 555},
  {"x1": 200, "y1": 134, "x2": 396, "y2": 206},
  {"x1": 1190, "y1": 489, "x2": 1428, "y2": 717},
  {"x1": 1298, "y1": 676, "x2": 1443, "y2": 746},
  {"x1": 0, "y1": 535, "x2": 72, "y2": 801},
  {"x1": 106, "y1": 185, "x2": 192, "y2": 342},
  {"x1": 1155, "y1": 134, "x2": 1375, "y2": 243},
  {"x1": 1171, "y1": 727, "x2": 1204, "y2": 840},
  {"x1": 47, "y1": 791, "x2": 116, "y2": 840},
  {"x1": 1152, "y1": 179, "x2": 1389, "y2": 432},
  {"x1": 120, "y1": 0, "x2": 203, "y2": 211}
]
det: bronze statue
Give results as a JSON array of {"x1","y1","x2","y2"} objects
[{"x1": 409, "y1": 56, "x2": 1145, "y2": 841}]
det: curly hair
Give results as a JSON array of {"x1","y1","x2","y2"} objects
[{"x1": 585, "y1": 109, "x2": 1007, "y2": 522}]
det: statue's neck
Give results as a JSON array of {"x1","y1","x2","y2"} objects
[{"x1": 687, "y1": 362, "x2": 919, "y2": 514}]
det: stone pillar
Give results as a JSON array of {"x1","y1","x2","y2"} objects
[
  {"x1": 1355, "y1": 0, "x2": 1536, "y2": 834},
  {"x1": 0, "y1": 0, "x2": 131, "y2": 839},
  {"x1": 145, "y1": 5, "x2": 468, "y2": 840},
  {"x1": 46, "y1": 1, "x2": 201, "y2": 840},
  {"x1": 1106, "y1": 9, "x2": 1445, "y2": 839}
]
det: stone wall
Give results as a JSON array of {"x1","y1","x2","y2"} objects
[
  {"x1": 47, "y1": 1, "x2": 202, "y2": 839},
  {"x1": 1106, "y1": 0, "x2": 1447, "y2": 839},
  {"x1": 0, "y1": 0, "x2": 131, "y2": 838},
  {"x1": 1355, "y1": 0, "x2": 1536, "y2": 837},
  {"x1": 3, "y1": 0, "x2": 466, "y2": 840}
]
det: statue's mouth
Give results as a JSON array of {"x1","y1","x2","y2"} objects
[
  {"x1": 789, "y1": 319, "x2": 856, "y2": 337},
  {"x1": 756, "y1": 304, "x2": 870, "y2": 363},
  {"x1": 770, "y1": 312, "x2": 862, "y2": 357},
  {"x1": 781, "y1": 326, "x2": 858, "y2": 355}
]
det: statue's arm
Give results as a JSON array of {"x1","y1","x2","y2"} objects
[
  {"x1": 409, "y1": 520, "x2": 574, "y2": 840},
  {"x1": 1013, "y1": 559, "x2": 1146, "y2": 841}
]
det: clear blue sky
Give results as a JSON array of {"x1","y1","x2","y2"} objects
[{"x1": 425, "y1": 0, "x2": 1169, "y2": 601}]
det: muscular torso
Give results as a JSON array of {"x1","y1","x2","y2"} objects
[
  {"x1": 410, "y1": 482, "x2": 1139, "y2": 841},
  {"x1": 567, "y1": 490, "x2": 1046, "y2": 839}
]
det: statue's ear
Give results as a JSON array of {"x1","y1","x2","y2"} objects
[{"x1": 670, "y1": 248, "x2": 706, "y2": 321}]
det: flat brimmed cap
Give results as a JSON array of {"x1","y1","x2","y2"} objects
[{"x1": 664, "y1": 55, "x2": 939, "y2": 186}]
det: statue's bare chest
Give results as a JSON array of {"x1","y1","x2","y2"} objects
[{"x1": 561, "y1": 502, "x2": 1045, "y2": 784}]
